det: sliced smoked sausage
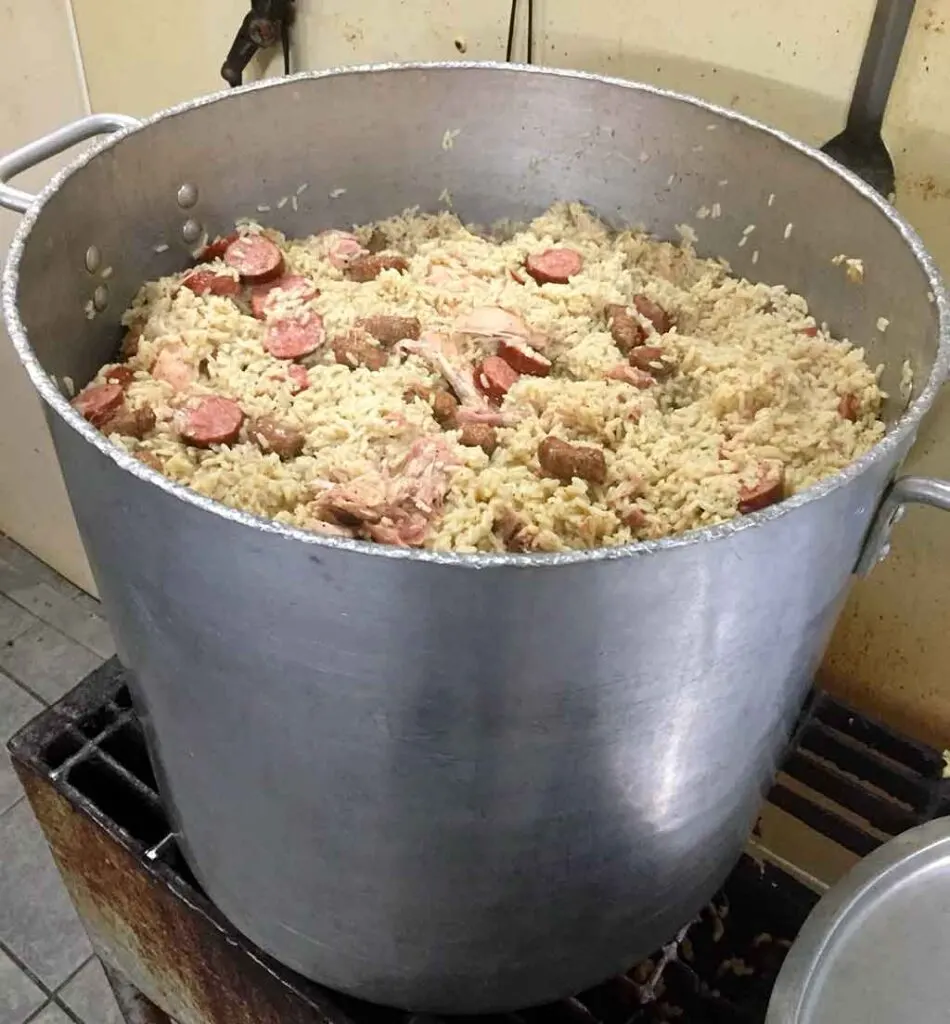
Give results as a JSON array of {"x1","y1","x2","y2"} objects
[
  {"x1": 628, "y1": 345, "x2": 675, "y2": 378},
  {"x1": 606, "y1": 304, "x2": 647, "y2": 353},
  {"x1": 494, "y1": 509, "x2": 533, "y2": 552},
  {"x1": 525, "y1": 248, "x2": 583, "y2": 285},
  {"x1": 181, "y1": 268, "x2": 241, "y2": 297},
  {"x1": 286, "y1": 364, "x2": 309, "y2": 393},
  {"x1": 346, "y1": 254, "x2": 410, "y2": 283},
  {"x1": 197, "y1": 233, "x2": 239, "y2": 262},
  {"x1": 538, "y1": 436, "x2": 607, "y2": 485},
  {"x1": 474, "y1": 356, "x2": 520, "y2": 405},
  {"x1": 431, "y1": 390, "x2": 459, "y2": 428},
  {"x1": 103, "y1": 365, "x2": 134, "y2": 387},
  {"x1": 99, "y1": 404, "x2": 156, "y2": 440},
  {"x1": 838, "y1": 393, "x2": 860, "y2": 421},
  {"x1": 179, "y1": 396, "x2": 245, "y2": 448},
  {"x1": 264, "y1": 312, "x2": 326, "y2": 359},
  {"x1": 224, "y1": 236, "x2": 285, "y2": 283},
  {"x1": 632, "y1": 294, "x2": 672, "y2": 335},
  {"x1": 496, "y1": 339, "x2": 552, "y2": 377},
  {"x1": 120, "y1": 324, "x2": 143, "y2": 359},
  {"x1": 356, "y1": 315, "x2": 421, "y2": 346},
  {"x1": 606, "y1": 364, "x2": 655, "y2": 389},
  {"x1": 459, "y1": 422, "x2": 498, "y2": 455},
  {"x1": 330, "y1": 332, "x2": 388, "y2": 370},
  {"x1": 250, "y1": 275, "x2": 318, "y2": 319},
  {"x1": 738, "y1": 461, "x2": 785, "y2": 514},
  {"x1": 71, "y1": 382, "x2": 124, "y2": 427},
  {"x1": 248, "y1": 415, "x2": 305, "y2": 459},
  {"x1": 365, "y1": 228, "x2": 389, "y2": 253}
]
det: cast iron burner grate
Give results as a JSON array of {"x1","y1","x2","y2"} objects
[{"x1": 9, "y1": 660, "x2": 950, "y2": 1024}]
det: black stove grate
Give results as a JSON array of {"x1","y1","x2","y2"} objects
[{"x1": 9, "y1": 659, "x2": 950, "y2": 1024}]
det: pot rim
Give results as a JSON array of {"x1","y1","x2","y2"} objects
[{"x1": 4, "y1": 61, "x2": 949, "y2": 569}]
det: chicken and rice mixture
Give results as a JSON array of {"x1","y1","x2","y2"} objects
[{"x1": 70, "y1": 202, "x2": 886, "y2": 553}]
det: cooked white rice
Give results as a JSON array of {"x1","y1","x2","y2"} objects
[{"x1": 83, "y1": 202, "x2": 885, "y2": 553}]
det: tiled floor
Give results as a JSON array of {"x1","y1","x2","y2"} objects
[{"x1": 0, "y1": 534, "x2": 122, "y2": 1024}]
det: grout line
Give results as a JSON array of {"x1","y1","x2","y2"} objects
[
  {"x1": 22, "y1": 1002, "x2": 53, "y2": 1024},
  {"x1": 62, "y1": 0, "x2": 92, "y2": 116},
  {"x1": 1, "y1": 593, "x2": 111, "y2": 661},
  {"x1": 0, "y1": 795, "x2": 25, "y2": 818},
  {"x1": 0, "y1": 667, "x2": 51, "y2": 708},
  {"x1": 52, "y1": 954, "x2": 93, "y2": 995},
  {"x1": 0, "y1": 936, "x2": 54, "y2": 997},
  {"x1": 51, "y1": 996, "x2": 86, "y2": 1024}
]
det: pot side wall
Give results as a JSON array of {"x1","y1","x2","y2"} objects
[{"x1": 2, "y1": 0, "x2": 949, "y2": 742}]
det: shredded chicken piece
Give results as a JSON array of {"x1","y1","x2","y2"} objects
[{"x1": 400, "y1": 332, "x2": 483, "y2": 407}]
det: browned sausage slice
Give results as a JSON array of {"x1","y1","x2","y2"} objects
[
  {"x1": 248, "y1": 415, "x2": 305, "y2": 459},
  {"x1": 120, "y1": 324, "x2": 143, "y2": 359},
  {"x1": 356, "y1": 315, "x2": 421, "y2": 346},
  {"x1": 509, "y1": 266, "x2": 528, "y2": 285},
  {"x1": 99, "y1": 404, "x2": 156, "y2": 439},
  {"x1": 622, "y1": 507, "x2": 649, "y2": 530},
  {"x1": 180, "y1": 396, "x2": 245, "y2": 448},
  {"x1": 330, "y1": 331, "x2": 388, "y2": 370},
  {"x1": 197, "y1": 233, "x2": 239, "y2": 262},
  {"x1": 459, "y1": 422, "x2": 498, "y2": 455},
  {"x1": 525, "y1": 248, "x2": 583, "y2": 285},
  {"x1": 224, "y1": 236, "x2": 285, "y2": 283},
  {"x1": 632, "y1": 295, "x2": 672, "y2": 335},
  {"x1": 346, "y1": 254, "x2": 410, "y2": 283},
  {"x1": 738, "y1": 461, "x2": 785, "y2": 514},
  {"x1": 250, "y1": 275, "x2": 318, "y2": 319},
  {"x1": 494, "y1": 509, "x2": 533, "y2": 552},
  {"x1": 606, "y1": 303, "x2": 647, "y2": 353},
  {"x1": 838, "y1": 393, "x2": 860, "y2": 421},
  {"x1": 365, "y1": 228, "x2": 389, "y2": 254},
  {"x1": 801, "y1": 325, "x2": 819, "y2": 338},
  {"x1": 103, "y1": 365, "x2": 134, "y2": 387},
  {"x1": 628, "y1": 345, "x2": 675, "y2": 378},
  {"x1": 474, "y1": 356, "x2": 519, "y2": 405},
  {"x1": 286, "y1": 364, "x2": 309, "y2": 393},
  {"x1": 182, "y1": 268, "x2": 241, "y2": 297},
  {"x1": 538, "y1": 436, "x2": 607, "y2": 485},
  {"x1": 264, "y1": 312, "x2": 326, "y2": 360},
  {"x1": 71, "y1": 382, "x2": 124, "y2": 427},
  {"x1": 497, "y1": 339, "x2": 552, "y2": 377},
  {"x1": 431, "y1": 389, "x2": 459, "y2": 427},
  {"x1": 606, "y1": 364, "x2": 655, "y2": 389}
]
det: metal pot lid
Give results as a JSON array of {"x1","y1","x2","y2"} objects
[{"x1": 766, "y1": 817, "x2": 950, "y2": 1023}]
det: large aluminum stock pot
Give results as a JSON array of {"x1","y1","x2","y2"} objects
[{"x1": 2, "y1": 64, "x2": 950, "y2": 1013}]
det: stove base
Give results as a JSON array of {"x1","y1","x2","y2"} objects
[{"x1": 9, "y1": 660, "x2": 950, "y2": 1024}]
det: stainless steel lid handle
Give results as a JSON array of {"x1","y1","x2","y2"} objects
[
  {"x1": 0, "y1": 113, "x2": 141, "y2": 214},
  {"x1": 855, "y1": 475, "x2": 950, "y2": 575}
]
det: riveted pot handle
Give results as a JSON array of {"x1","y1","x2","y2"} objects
[
  {"x1": 0, "y1": 113, "x2": 141, "y2": 214},
  {"x1": 855, "y1": 476, "x2": 950, "y2": 575}
]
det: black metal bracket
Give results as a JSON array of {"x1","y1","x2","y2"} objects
[
  {"x1": 221, "y1": 0, "x2": 296, "y2": 88},
  {"x1": 505, "y1": 0, "x2": 535, "y2": 64}
]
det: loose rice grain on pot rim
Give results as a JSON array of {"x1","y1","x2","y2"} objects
[{"x1": 69, "y1": 201, "x2": 886, "y2": 554}]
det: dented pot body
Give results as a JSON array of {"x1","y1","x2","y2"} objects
[{"x1": 3, "y1": 65, "x2": 948, "y2": 1013}]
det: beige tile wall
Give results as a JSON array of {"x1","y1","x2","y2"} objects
[
  {"x1": 0, "y1": 0, "x2": 95, "y2": 592},
  {"x1": 3, "y1": 0, "x2": 949, "y2": 736}
]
